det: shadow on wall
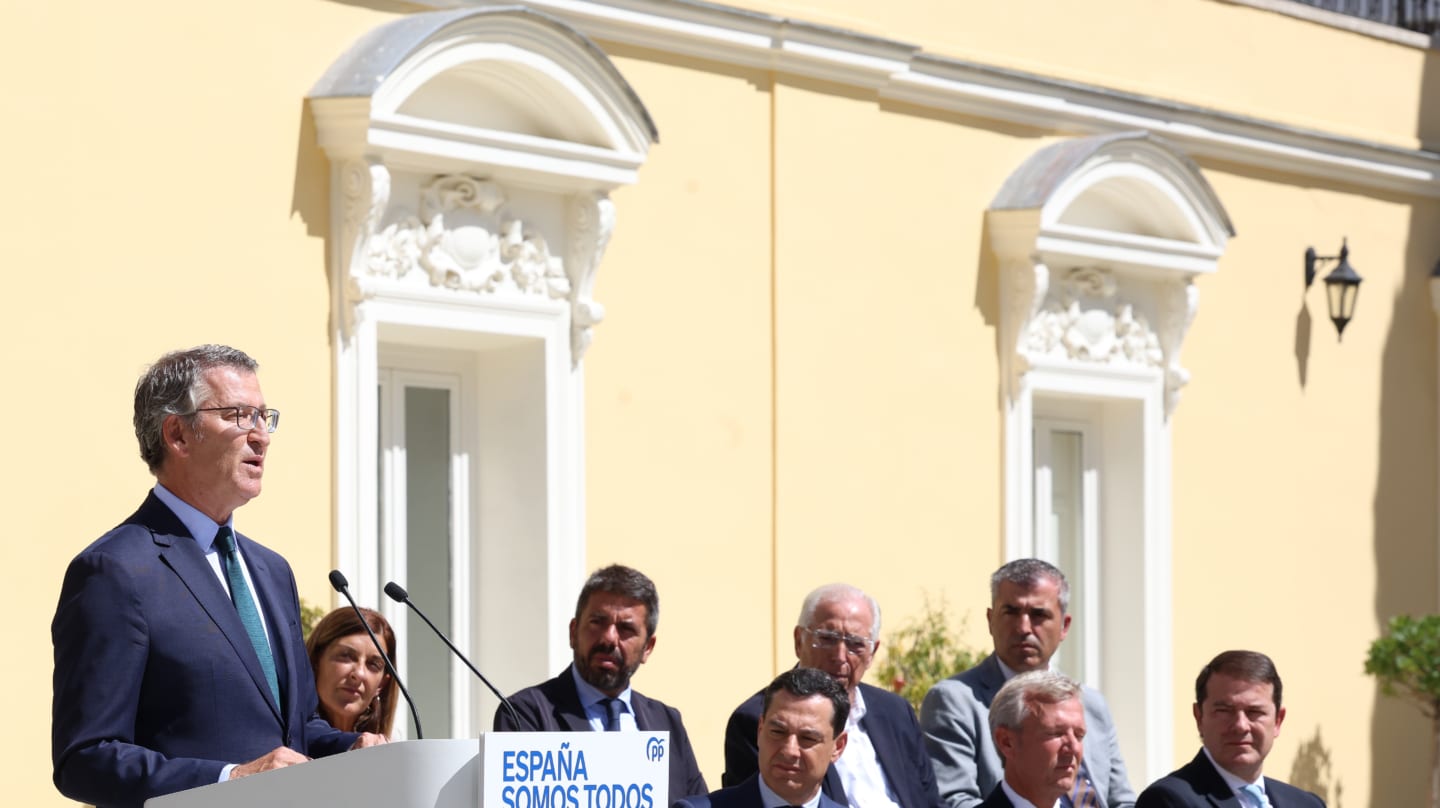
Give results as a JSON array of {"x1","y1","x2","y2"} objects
[
  {"x1": 1289, "y1": 727, "x2": 1342, "y2": 808},
  {"x1": 1368, "y1": 36, "x2": 1440, "y2": 806}
]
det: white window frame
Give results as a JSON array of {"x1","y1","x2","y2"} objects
[
  {"x1": 989, "y1": 132, "x2": 1234, "y2": 785},
  {"x1": 309, "y1": 7, "x2": 656, "y2": 733}
]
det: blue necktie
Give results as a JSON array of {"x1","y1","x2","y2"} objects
[
  {"x1": 600, "y1": 697, "x2": 623, "y2": 731},
  {"x1": 1240, "y1": 783, "x2": 1269, "y2": 808},
  {"x1": 216, "y1": 526, "x2": 281, "y2": 707}
]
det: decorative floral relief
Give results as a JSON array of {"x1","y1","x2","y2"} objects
[
  {"x1": 361, "y1": 175, "x2": 569, "y2": 301},
  {"x1": 1024, "y1": 267, "x2": 1164, "y2": 368}
]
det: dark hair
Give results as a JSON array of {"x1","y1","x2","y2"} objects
[
  {"x1": 575, "y1": 564, "x2": 659, "y2": 637},
  {"x1": 761, "y1": 667, "x2": 850, "y2": 738},
  {"x1": 306, "y1": 607, "x2": 398, "y2": 735},
  {"x1": 133, "y1": 344, "x2": 259, "y2": 472},
  {"x1": 1195, "y1": 650, "x2": 1283, "y2": 710},
  {"x1": 990, "y1": 558, "x2": 1070, "y2": 614}
]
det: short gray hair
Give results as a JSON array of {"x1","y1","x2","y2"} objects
[
  {"x1": 134, "y1": 345, "x2": 258, "y2": 472},
  {"x1": 990, "y1": 558, "x2": 1070, "y2": 615},
  {"x1": 988, "y1": 669, "x2": 1082, "y2": 738},
  {"x1": 797, "y1": 583, "x2": 882, "y2": 639}
]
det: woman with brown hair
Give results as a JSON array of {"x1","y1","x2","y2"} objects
[{"x1": 305, "y1": 607, "x2": 398, "y2": 736}]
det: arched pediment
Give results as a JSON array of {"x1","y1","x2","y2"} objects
[
  {"x1": 310, "y1": 6, "x2": 657, "y2": 188},
  {"x1": 988, "y1": 132, "x2": 1236, "y2": 415},
  {"x1": 991, "y1": 131, "x2": 1234, "y2": 272}
]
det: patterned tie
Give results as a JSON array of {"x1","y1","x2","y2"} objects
[
  {"x1": 215, "y1": 526, "x2": 281, "y2": 707},
  {"x1": 1240, "y1": 783, "x2": 1269, "y2": 808},
  {"x1": 1063, "y1": 762, "x2": 1100, "y2": 808},
  {"x1": 600, "y1": 697, "x2": 623, "y2": 731}
]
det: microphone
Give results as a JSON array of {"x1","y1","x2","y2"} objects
[
  {"x1": 383, "y1": 580, "x2": 530, "y2": 731},
  {"x1": 328, "y1": 570, "x2": 424, "y2": 739}
]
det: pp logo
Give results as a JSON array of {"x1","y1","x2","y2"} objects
[{"x1": 646, "y1": 736, "x2": 667, "y2": 763}]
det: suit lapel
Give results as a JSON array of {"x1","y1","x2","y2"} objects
[
  {"x1": 976, "y1": 655, "x2": 1006, "y2": 706},
  {"x1": 556, "y1": 666, "x2": 598, "y2": 731},
  {"x1": 143, "y1": 502, "x2": 283, "y2": 725},
  {"x1": 241, "y1": 534, "x2": 293, "y2": 722},
  {"x1": 1185, "y1": 751, "x2": 1243, "y2": 808}
]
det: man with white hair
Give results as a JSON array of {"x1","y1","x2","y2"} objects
[
  {"x1": 723, "y1": 583, "x2": 941, "y2": 808},
  {"x1": 983, "y1": 670, "x2": 1088, "y2": 808}
]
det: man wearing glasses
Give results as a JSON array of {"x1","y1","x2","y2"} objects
[
  {"x1": 723, "y1": 583, "x2": 942, "y2": 808},
  {"x1": 52, "y1": 345, "x2": 382, "y2": 808}
]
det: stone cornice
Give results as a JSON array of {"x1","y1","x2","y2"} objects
[{"x1": 411, "y1": 0, "x2": 1440, "y2": 198}]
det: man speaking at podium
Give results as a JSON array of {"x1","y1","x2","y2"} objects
[
  {"x1": 51, "y1": 345, "x2": 383, "y2": 808},
  {"x1": 495, "y1": 564, "x2": 708, "y2": 802}
]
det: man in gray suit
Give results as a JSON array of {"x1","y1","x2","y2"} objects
[{"x1": 920, "y1": 559, "x2": 1135, "y2": 808}]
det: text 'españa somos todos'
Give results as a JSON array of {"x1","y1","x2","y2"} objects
[{"x1": 502, "y1": 742, "x2": 659, "y2": 808}]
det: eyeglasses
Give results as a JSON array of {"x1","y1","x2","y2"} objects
[
  {"x1": 804, "y1": 628, "x2": 876, "y2": 657},
  {"x1": 189, "y1": 406, "x2": 280, "y2": 433}
]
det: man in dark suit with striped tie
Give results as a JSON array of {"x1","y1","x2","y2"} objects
[{"x1": 980, "y1": 670, "x2": 1089, "y2": 808}]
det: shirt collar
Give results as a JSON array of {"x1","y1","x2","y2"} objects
[
  {"x1": 758, "y1": 770, "x2": 822, "y2": 808},
  {"x1": 153, "y1": 484, "x2": 231, "y2": 551},
  {"x1": 999, "y1": 780, "x2": 1052, "y2": 808},
  {"x1": 570, "y1": 664, "x2": 634, "y2": 714},
  {"x1": 846, "y1": 684, "x2": 867, "y2": 728},
  {"x1": 1202, "y1": 747, "x2": 1265, "y2": 793}
]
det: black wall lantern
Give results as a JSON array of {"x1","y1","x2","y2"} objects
[{"x1": 1304, "y1": 238, "x2": 1363, "y2": 339}]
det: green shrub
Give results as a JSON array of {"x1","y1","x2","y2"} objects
[{"x1": 871, "y1": 595, "x2": 981, "y2": 713}]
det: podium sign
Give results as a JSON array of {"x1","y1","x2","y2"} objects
[
  {"x1": 481, "y1": 731, "x2": 670, "y2": 808},
  {"x1": 143, "y1": 732, "x2": 668, "y2": 808}
]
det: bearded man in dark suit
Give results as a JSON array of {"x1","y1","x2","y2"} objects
[
  {"x1": 494, "y1": 564, "x2": 707, "y2": 802},
  {"x1": 1136, "y1": 651, "x2": 1324, "y2": 808}
]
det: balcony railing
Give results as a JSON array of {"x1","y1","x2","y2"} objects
[{"x1": 1290, "y1": 0, "x2": 1440, "y2": 33}]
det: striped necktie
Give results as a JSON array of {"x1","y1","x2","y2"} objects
[
  {"x1": 1063, "y1": 762, "x2": 1100, "y2": 808},
  {"x1": 215, "y1": 526, "x2": 281, "y2": 707}
]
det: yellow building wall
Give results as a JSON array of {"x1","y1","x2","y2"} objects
[
  {"x1": 1, "y1": 2, "x2": 402, "y2": 804},
  {"x1": 5, "y1": 0, "x2": 1438, "y2": 806},
  {"x1": 725, "y1": 0, "x2": 1439, "y2": 149}
]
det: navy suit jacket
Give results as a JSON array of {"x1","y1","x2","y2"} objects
[
  {"x1": 1136, "y1": 750, "x2": 1326, "y2": 808},
  {"x1": 494, "y1": 664, "x2": 708, "y2": 801},
  {"x1": 976, "y1": 785, "x2": 1015, "y2": 808},
  {"x1": 675, "y1": 774, "x2": 847, "y2": 808},
  {"x1": 724, "y1": 682, "x2": 942, "y2": 808},
  {"x1": 51, "y1": 493, "x2": 356, "y2": 808}
]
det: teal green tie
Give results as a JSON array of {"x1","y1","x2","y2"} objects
[{"x1": 215, "y1": 526, "x2": 281, "y2": 707}]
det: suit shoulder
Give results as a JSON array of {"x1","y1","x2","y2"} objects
[
  {"x1": 859, "y1": 682, "x2": 911, "y2": 710},
  {"x1": 1136, "y1": 772, "x2": 1201, "y2": 804},
  {"x1": 728, "y1": 691, "x2": 763, "y2": 725},
  {"x1": 1265, "y1": 778, "x2": 1325, "y2": 807}
]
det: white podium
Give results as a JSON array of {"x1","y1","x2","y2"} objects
[{"x1": 145, "y1": 732, "x2": 670, "y2": 808}]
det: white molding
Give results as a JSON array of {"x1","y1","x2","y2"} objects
[
  {"x1": 314, "y1": 6, "x2": 652, "y2": 729},
  {"x1": 432, "y1": 0, "x2": 1440, "y2": 199}
]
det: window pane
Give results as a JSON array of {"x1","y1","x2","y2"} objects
[
  {"x1": 1047, "y1": 429, "x2": 1086, "y2": 681},
  {"x1": 405, "y1": 386, "x2": 453, "y2": 739}
]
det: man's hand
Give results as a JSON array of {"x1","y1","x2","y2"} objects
[
  {"x1": 351, "y1": 732, "x2": 388, "y2": 749},
  {"x1": 229, "y1": 746, "x2": 310, "y2": 779}
]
